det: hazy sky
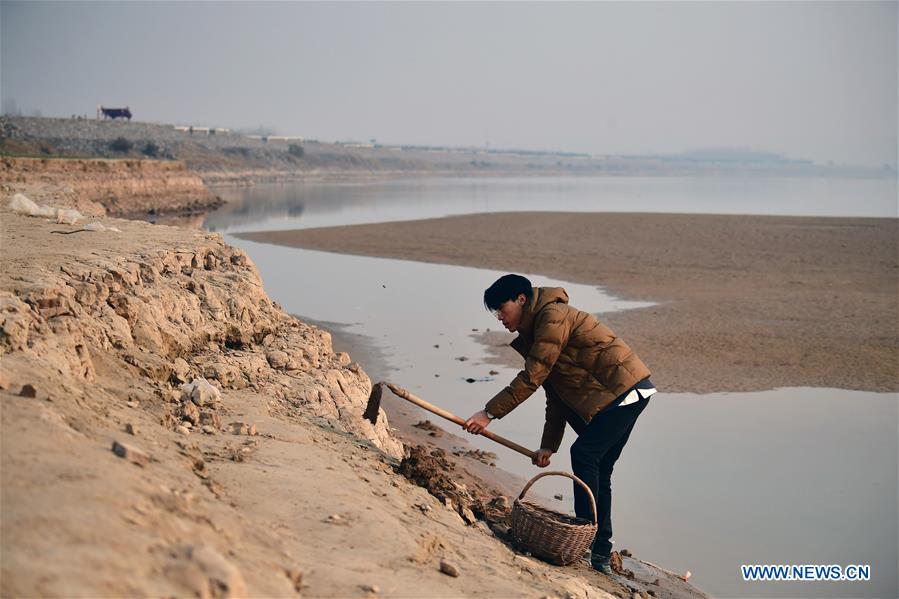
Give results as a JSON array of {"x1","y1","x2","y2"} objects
[{"x1": 2, "y1": 1, "x2": 896, "y2": 166}]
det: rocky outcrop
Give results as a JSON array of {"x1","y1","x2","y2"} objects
[
  {"x1": 0, "y1": 157, "x2": 222, "y2": 218},
  {"x1": 0, "y1": 206, "x2": 402, "y2": 458}
]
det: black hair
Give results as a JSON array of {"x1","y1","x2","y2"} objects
[{"x1": 483, "y1": 274, "x2": 533, "y2": 311}]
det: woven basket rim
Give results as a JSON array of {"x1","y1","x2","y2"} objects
[{"x1": 513, "y1": 499, "x2": 597, "y2": 529}]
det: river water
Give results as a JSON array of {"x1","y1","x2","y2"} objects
[{"x1": 203, "y1": 175, "x2": 897, "y2": 598}]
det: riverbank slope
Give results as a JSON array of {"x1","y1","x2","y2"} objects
[{"x1": 0, "y1": 202, "x2": 704, "y2": 598}]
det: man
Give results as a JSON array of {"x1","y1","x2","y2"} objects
[{"x1": 464, "y1": 274, "x2": 655, "y2": 574}]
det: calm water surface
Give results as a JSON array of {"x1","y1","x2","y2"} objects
[
  {"x1": 208, "y1": 175, "x2": 897, "y2": 233},
  {"x1": 210, "y1": 177, "x2": 897, "y2": 598}
]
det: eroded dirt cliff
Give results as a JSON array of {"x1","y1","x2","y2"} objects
[{"x1": 0, "y1": 156, "x2": 222, "y2": 218}]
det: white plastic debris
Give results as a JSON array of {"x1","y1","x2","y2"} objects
[
  {"x1": 180, "y1": 377, "x2": 221, "y2": 407},
  {"x1": 8, "y1": 193, "x2": 84, "y2": 225},
  {"x1": 8, "y1": 193, "x2": 55, "y2": 217}
]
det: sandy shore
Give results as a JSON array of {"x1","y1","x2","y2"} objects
[
  {"x1": 239, "y1": 211, "x2": 898, "y2": 394},
  {"x1": 1, "y1": 199, "x2": 704, "y2": 597}
]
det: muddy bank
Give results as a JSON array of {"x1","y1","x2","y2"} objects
[
  {"x1": 306, "y1": 316, "x2": 532, "y2": 499},
  {"x1": 239, "y1": 211, "x2": 899, "y2": 394},
  {"x1": 0, "y1": 204, "x2": 705, "y2": 598},
  {"x1": 0, "y1": 156, "x2": 222, "y2": 218}
]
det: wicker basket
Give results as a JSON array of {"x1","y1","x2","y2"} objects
[{"x1": 511, "y1": 471, "x2": 598, "y2": 565}]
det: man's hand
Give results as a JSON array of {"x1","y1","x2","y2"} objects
[
  {"x1": 463, "y1": 410, "x2": 491, "y2": 434},
  {"x1": 532, "y1": 448, "x2": 553, "y2": 468}
]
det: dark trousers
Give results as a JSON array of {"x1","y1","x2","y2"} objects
[{"x1": 570, "y1": 396, "x2": 650, "y2": 558}]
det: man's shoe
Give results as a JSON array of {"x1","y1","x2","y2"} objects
[{"x1": 591, "y1": 555, "x2": 612, "y2": 575}]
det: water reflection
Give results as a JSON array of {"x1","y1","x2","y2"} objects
[{"x1": 205, "y1": 175, "x2": 898, "y2": 234}]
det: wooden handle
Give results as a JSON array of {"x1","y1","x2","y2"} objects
[{"x1": 384, "y1": 383, "x2": 537, "y2": 460}]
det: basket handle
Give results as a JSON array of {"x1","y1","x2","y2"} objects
[{"x1": 517, "y1": 470, "x2": 598, "y2": 525}]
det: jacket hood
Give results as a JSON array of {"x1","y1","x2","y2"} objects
[{"x1": 516, "y1": 287, "x2": 569, "y2": 337}]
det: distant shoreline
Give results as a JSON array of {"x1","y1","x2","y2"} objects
[
  {"x1": 239, "y1": 211, "x2": 899, "y2": 394},
  {"x1": 4, "y1": 116, "x2": 893, "y2": 182}
]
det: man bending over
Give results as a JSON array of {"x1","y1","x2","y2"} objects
[{"x1": 464, "y1": 274, "x2": 655, "y2": 574}]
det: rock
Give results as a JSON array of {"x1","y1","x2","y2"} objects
[
  {"x1": 488, "y1": 370, "x2": 500, "y2": 375},
  {"x1": 175, "y1": 425, "x2": 190, "y2": 436},
  {"x1": 181, "y1": 377, "x2": 220, "y2": 407},
  {"x1": 475, "y1": 521, "x2": 494, "y2": 536},
  {"x1": 336, "y1": 351, "x2": 351, "y2": 366},
  {"x1": 621, "y1": 548, "x2": 633, "y2": 557},
  {"x1": 181, "y1": 401, "x2": 200, "y2": 425},
  {"x1": 489, "y1": 495, "x2": 511, "y2": 511},
  {"x1": 201, "y1": 425, "x2": 216, "y2": 435},
  {"x1": 172, "y1": 357, "x2": 190, "y2": 383},
  {"x1": 203, "y1": 362, "x2": 245, "y2": 390},
  {"x1": 199, "y1": 411, "x2": 221, "y2": 428},
  {"x1": 611, "y1": 551, "x2": 623, "y2": 572},
  {"x1": 19, "y1": 384, "x2": 37, "y2": 398},
  {"x1": 439, "y1": 559, "x2": 460, "y2": 577},
  {"x1": 610, "y1": 551, "x2": 635, "y2": 578},
  {"x1": 459, "y1": 506, "x2": 477, "y2": 525},
  {"x1": 647, "y1": 591, "x2": 656, "y2": 597},
  {"x1": 179, "y1": 543, "x2": 247, "y2": 598},
  {"x1": 361, "y1": 583, "x2": 380, "y2": 594},
  {"x1": 111, "y1": 440, "x2": 149, "y2": 466},
  {"x1": 181, "y1": 420, "x2": 192, "y2": 429},
  {"x1": 228, "y1": 421, "x2": 258, "y2": 436},
  {"x1": 0, "y1": 371, "x2": 9, "y2": 390},
  {"x1": 553, "y1": 493, "x2": 564, "y2": 500},
  {"x1": 284, "y1": 568, "x2": 303, "y2": 592},
  {"x1": 125, "y1": 423, "x2": 138, "y2": 435},
  {"x1": 266, "y1": 350, "x2": 290, "y2": 370}
]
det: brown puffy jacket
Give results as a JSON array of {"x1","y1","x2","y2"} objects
[{"x1": 485, "y1": 287, "x2": 651, "y2": 452}]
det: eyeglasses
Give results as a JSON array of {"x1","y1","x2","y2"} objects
[{"x1": 490, "y1": 301, "x2": 510, "y2": 318}]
